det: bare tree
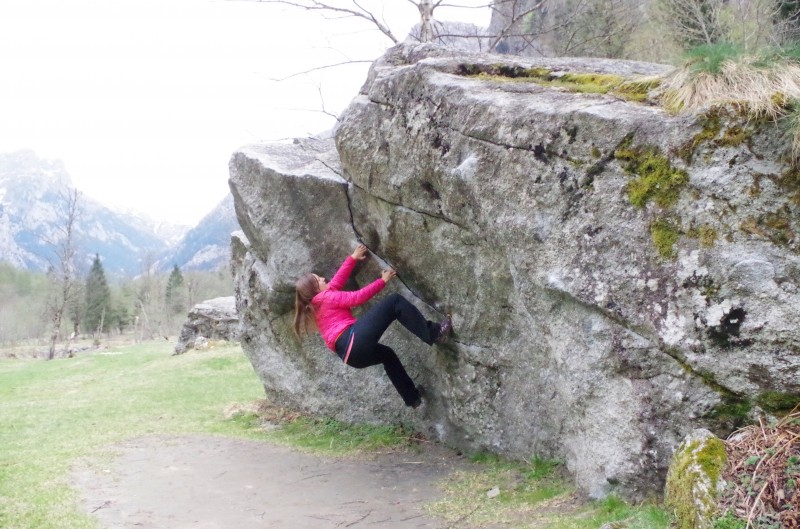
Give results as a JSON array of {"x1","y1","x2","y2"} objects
[
  {"x1": 725, "y1": 0, "x2": 770, "y2": 51},
  {"x1": 134, "y1": 252, "x2": 163, "y2": 341},
  {"x1": 414, "y1": 0, "x2": 432, "y2": 41},
  {"x1": 769, "y1": 0, "x2": 800, "y2": 45},
  {"x1": 544, "y1": 0, "x2": 641, "y2": 57},
  {"x1": 486, "y1": 0, "x2": 549, "y2": 52},
  {"x1": 653, "y1": 0, "x2": 727, "y2": 49},
  {"x1": 258, "y1": 0, "x2": 554, "y2": 48},
  {"x1": 45, "y1": 189, "x2": 82, "y2": 360},
  {"x1": 651, "y1": 1, "x2": 800, "y2": 56}
]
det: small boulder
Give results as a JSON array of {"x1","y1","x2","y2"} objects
[
  {"x1": 174, "y1": 296, "x2": 239, "y2": 354},
  {"x1": 193, "y1": 336, "x2": 209, "y2": 350},
  {"x1": 665, "y1": 429, "x2": 728, "y2": 529}
]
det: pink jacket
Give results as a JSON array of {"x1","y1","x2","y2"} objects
[{"x1": 312, "y1": 256, "x2": 385, "y2": 351}]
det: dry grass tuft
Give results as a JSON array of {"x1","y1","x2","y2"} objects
[
  {"x1": 661, "y1": 59, "x2": 800, "y2": 119},
  {"x1": 660, "y1": 57, "x2": 800, "y2": 162},
  {"x1": 718, "y1": 407, "x2": 800, "y2": 529},
  {"x1": 222, "y1": 400, "x2": 306, "y2": 423}
]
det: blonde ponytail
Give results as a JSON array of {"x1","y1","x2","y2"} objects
[{"x1": 294, "y1": 273, "x2": 319, "y2": 337}]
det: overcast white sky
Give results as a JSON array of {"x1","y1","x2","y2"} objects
[{"x1": 0, "y1": 0, "x2": 490, "y2": 227}]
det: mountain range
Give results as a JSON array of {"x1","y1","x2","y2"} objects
[{"x1": 0, "y1": 150, "x2": 239, "y2": 276}]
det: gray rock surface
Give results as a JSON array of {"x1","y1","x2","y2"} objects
[
  {"x1": 229, "y1": 44, "x2": 800, "y2": 499},
  {"x1": 174, "y1": 296, "x2": 239, "y2": 354}
]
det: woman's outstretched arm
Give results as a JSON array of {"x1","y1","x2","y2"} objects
[
  {"x1": 327, "y1": 266, "x2": 395, "y2": 308},
  {"x1": 326, "y1": 277, "x2": 386, "y2": 308},
  {"x1": 327, "y1": 244, "x2": 370, "y2": 291}
]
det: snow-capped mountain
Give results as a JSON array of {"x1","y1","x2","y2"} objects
[
  {"x1": 109, "y1": 205, "x2": 190, "y2": 248},
  {"x1": 159, "y1": 194, "x2": 239, "y2": 272},
  {"x1": 0, "y1": 151, "x2": 238, "y2": 276}
]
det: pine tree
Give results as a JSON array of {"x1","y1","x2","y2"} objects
[
  {"x1": 111, "y1": 301, "x2": 131, "y2": 334},
  {"x1": 165, "y1": 265, "x2": 187, "y2": 316},
  {"x1": 84, "y1": 254, "x2": 112, "y2": 335}
]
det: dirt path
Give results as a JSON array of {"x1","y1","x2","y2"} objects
[{"x1": 72, "y1": 435, "x2": 467, "y2": 529}]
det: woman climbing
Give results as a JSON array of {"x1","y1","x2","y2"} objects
[{"x1": 293, "y1": 244, "x2": 452, "y2": 408}]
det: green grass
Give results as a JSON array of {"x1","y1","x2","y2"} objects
[
  {"x1": 266, "y1": 416, "x2": 414, "y2": 454},
  {"x1": 549, "y1": 496, "x2": 671, "y2": 529},
  {"x1": 427, "y1": 453, "x2": 670, "y2": 529},
  {"x1": 0, "y1": 340, "x2": 673, "y2": 529},
  {"x1": 426, "y1": 453, "x2": 569, "y2": 526},
  {"x1": 0, "y1": 341, "x2": 264, "y2": 529},
  {"x1": 684, "y1": 43, "x2": 743, "y2": 75}
]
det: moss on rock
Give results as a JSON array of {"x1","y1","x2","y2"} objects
[
  {"x1": 777, "y1": 166, "x2": 800, "y2": 205},
  {"x1": 687, "y1": 224, "x2": 718, "y2": 248},
  {"x1": 615, "y1": 141, "x2": 689, "y2": 209},
  {"x1": 740, "y1": 205, "x2": 798, "y2": 253},
  {"x1": 666, "y1": 430, "x2": 728, "y2": 529},
  {"x1": 613, "y1": 135, "x2": 691, "y2": 259},
  {"x1": 755, "y1": 391, "x2": 800, "y2": 413},
  {"x1": 678, "y1": 107, "x2": 756, "y2": 164},
  {"x1": 457, "y1": 64, "x2": 659, "y2": 102},
  {"x1": 698, "y1": 225, "x2": 717, "y2": 247},
  {"x1": 558, "y1": 72, "x2": 626, "y2": 95},
  {"x1": 709, "y1": 398, "x2": 752, "y2": 431},
  {"x1": 679, "y1": 111, "x2": 722, "y2": 163},
  {"x1": 717, "y1": 125, "x2": 751, "y2": 148},
  {"x1": 614, "y1": 78, "x2": 662, "y2": 102},
  {"x1": 651, "y1": 219, "x2": 681, "y2": 259}
]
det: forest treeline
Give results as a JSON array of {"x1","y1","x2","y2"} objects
[
  {"x1": 0, "y1": 189, "x2": 234, "y2": 356},
  {"x1": 302, "y1": 0, "x2": 800, "y2": 63},
  {"x1": 0, "y1": 259, "x2": 232, "y2": 346},
  {"x1": 496, "y1": 0, "x2": 800, "y2": 62}
]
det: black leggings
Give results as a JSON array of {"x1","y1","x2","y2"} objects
[{"x1": 334, "y1": 293, "x2": 438, "y2": 406}]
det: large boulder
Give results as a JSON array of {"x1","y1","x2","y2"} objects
[{"x1": 229, "y1": 44, "x2": 800, "y2": 499}]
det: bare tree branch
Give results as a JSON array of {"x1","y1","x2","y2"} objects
[
  {"x1": 436, "y1": 2, "x2": 492, "y2": 8},
  {"x1": 262, "y1": 0, "x2": 400, "y2": 43},
  {"x1": 653, "y1": 0, "x2": 726, "y2": 48},
  {"x1": 267, "y1": 59, "x2": 374, "y2": 82},
  {"x1": 488, "y1": 0, "x2": 549, "y2": 52},
  {"x1": 557, "y1": 0, "x2": 639, "y2": 57},
  {"x1": 315, "y1": 83, "x2": 341, "y2": 121}
]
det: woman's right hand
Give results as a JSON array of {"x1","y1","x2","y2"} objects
[
  {"x1": 381, "y1": 268, "x2": 396, "y2": 283},
  {"x1": 351, "y1": 244, "x2": 369, "y2": 261}
]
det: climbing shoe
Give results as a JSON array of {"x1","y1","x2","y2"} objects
[
  {"x1": 435, "y1": 314, "x2": 453, "y2": 344},
  {"x1": 411, "y1": 385, "x2": 426, "y2": 409}
]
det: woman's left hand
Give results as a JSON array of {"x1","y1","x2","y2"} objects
[{"x1": 351, "y1": 244, "x2": 369, "y2": 261}]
